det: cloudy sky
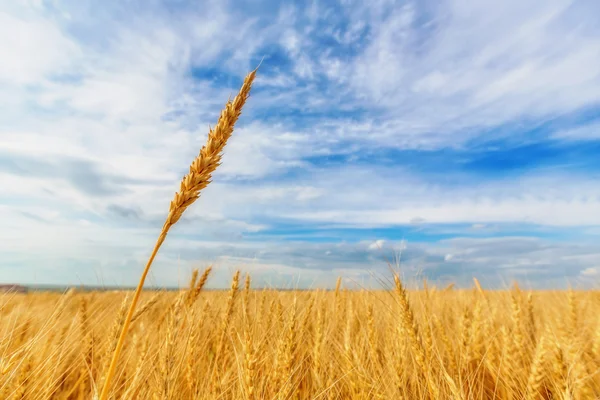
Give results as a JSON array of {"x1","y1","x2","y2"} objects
[{"x1": 2, "y1": 0, "x2": 600, "y2": 289}]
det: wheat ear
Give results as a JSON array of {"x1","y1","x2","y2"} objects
[{"x1": 98, "y1": 67, "x2": 258, "y2": 400}]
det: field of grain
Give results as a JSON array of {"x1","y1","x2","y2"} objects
[{"x1": 1, "y1": 270, "x2": 599, "y2": 399}]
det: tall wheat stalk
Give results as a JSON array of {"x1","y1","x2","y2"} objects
[{"x1": 98, "y1": 66, "x2": 258, "y2": 400}]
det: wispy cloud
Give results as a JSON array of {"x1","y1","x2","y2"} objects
[{"x1": 1, "y1": 0, "x2": 600, "y2": 288}]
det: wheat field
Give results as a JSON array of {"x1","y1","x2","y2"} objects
[{"x1": 1, "y1": 270, "x2": 599, "y2": 399}]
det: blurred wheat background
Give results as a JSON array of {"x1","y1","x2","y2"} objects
[{"x1": 1, "y1": 268, "x2": 598, "y2": 399}]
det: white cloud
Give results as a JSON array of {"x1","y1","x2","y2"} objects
[
  {"x1": 287, "y1": 198, "x2": 600, "y2": 226},
  {"x1": 580, "y1": 267, "x2": 599, "y2": 277},
  {"x1": 217, "y1": 122, "x2": 314, "y2": 179},
  {"x1": 2, "y1": 0, "x2": 600, "y2": 287},
  {"x1": 368, "y1": 240, "x2": 385, "y2": 250},
  {"x1": 323, "y1": 0, "x2": 600, "y2": 147},
  {"x1": 552, "y1": 122, "x2": 600, "y2": 141},
  {"x1": 260, "y1": 166, "x2": 600, "y2": 227},
  {"x1": 0, "y1": 11, "x2": 79, "y2": 84}
]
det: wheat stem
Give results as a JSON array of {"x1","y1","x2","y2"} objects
[{"x1": 97, "y1": 66, "x2": 257, "y2": 400}]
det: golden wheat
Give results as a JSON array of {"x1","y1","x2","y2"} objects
[
  {"x1": 1, "y1": 278, "x2": 600, "y2": 399},
  {"x1": 97, "y1": 65, "x2": 258, "y2": 400}
]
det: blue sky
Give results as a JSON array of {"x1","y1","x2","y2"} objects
[{"x1": 2, "y1": 0, "x2": 600, "y2": 289}]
